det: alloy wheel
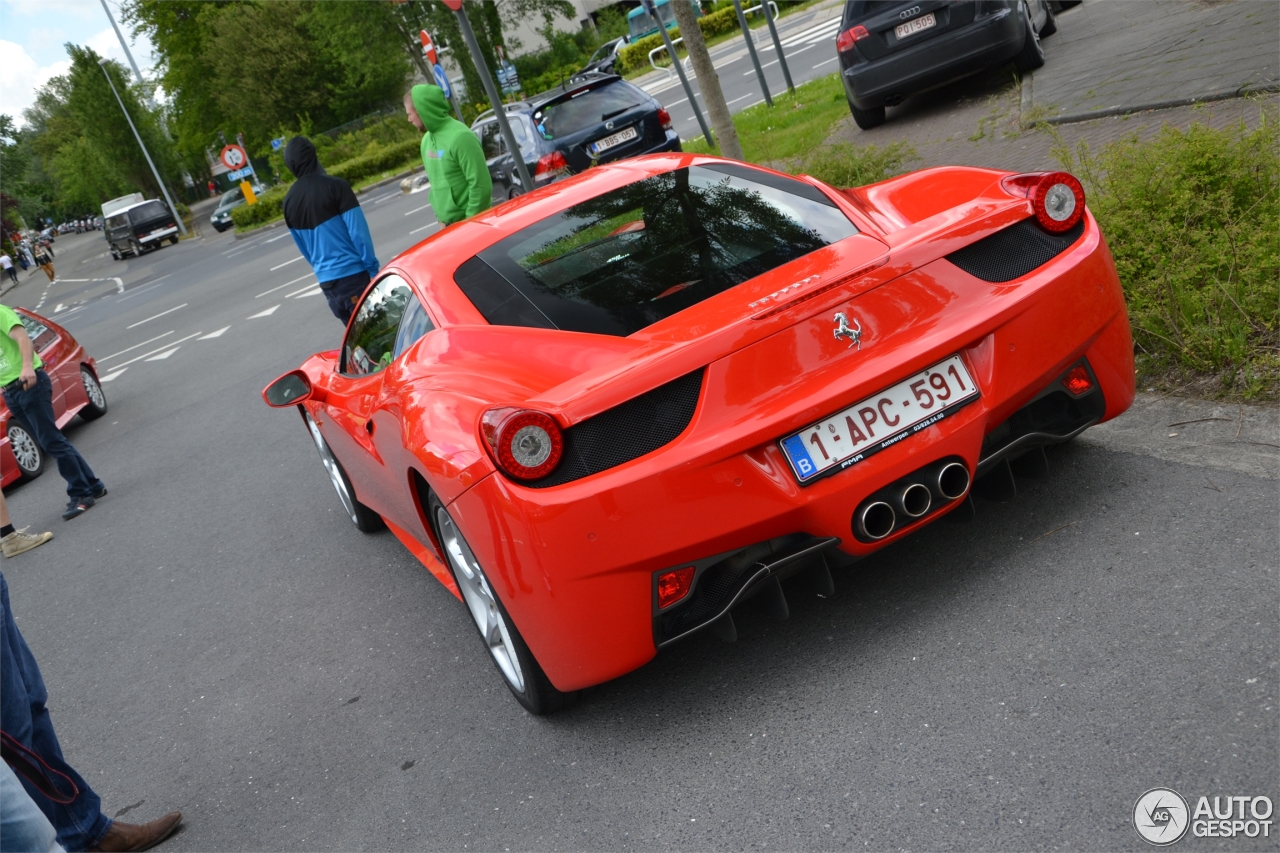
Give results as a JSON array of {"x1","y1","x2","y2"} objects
[
  {"x1": 82, "y1": 369, "x2": 106, "y2": 409},
  {"x1": 305, "y1": 414, "x2": 358, "y2": 524},
  {"x1": 435, "y1": 506, "x2": 526, "y2": 692},
  {"x1": 8, "y1": 425, "x2": 41, "y2": 475}
]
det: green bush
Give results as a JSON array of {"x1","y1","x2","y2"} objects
[
  {"x1": 229, "y1": 184, "x2": 288, "y2": 229},
  {"x1": 788, "y1": 140, "x2": 920, "y2": 188},
  {"x1": 1055, "y1": 113, "x2": 1279, "y2": 395},
  {"x1": 327, "y1": 138, "x2": 421, "y2": 185}
]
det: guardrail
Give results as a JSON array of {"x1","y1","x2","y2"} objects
[{"x1": 647, "y1": 2, "x2": 781, "y2": 75}]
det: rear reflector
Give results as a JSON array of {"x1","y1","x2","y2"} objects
[
  {"x1": 1062, "y1": 364, "x2": 1093, "y2": 396},
  {"x1": 836, "y1": 25, "x2": 869, "y2": 53},
  {"x1": 657, "y1": 566, "x2": 696, "y2": 608}
]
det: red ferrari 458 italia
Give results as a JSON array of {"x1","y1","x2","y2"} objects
[
  {"x1": 264, "y1": 154, "x2": 1133, "y2": 714},
  {"x1": 1, "y1": 309, "x2": 108, "y2": 488}
]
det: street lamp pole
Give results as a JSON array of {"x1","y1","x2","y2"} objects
[{"x1": 98, "y1": 59, "x2": 186, "y2": 237}]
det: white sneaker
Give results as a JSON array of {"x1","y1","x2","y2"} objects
[{"x1": 2, "y1": 528, "x2": 53, "y2": 558}]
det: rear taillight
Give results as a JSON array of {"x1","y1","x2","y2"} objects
[
  {"x1": 1061, "y1": 364, "x2": 1093, "y2": 396},
  {"x1": 481, "y1": 407, "x2": 563, "y2": 480},
  {"x1": 836, "y1": 25, "x2": 868, "y2": 52},
  {"x1": 534, "y1": 151, "x2": 568, "y2": 177},
  {"x1": 657, "y1": 108, "x2": 673, "y2": 131},
  {"x1": 1001, "y1": 171, "x2": 1086, "y2": 233},
  {"x1": 656, "y1": 566, "x2": 695, "y2": 608}
]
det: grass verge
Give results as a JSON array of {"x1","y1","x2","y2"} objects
[{"x1": 1052, "y1": 107, "x2": 1279, "y2": 400}]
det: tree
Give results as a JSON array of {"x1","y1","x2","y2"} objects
[{"x1": 669, "y1": 0, "x2": 742, "y2": 159}]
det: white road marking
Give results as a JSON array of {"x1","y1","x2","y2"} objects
[
  {"x1": 248, "y1": 305, "x2": 280, "y2": 318},
  {"x1": 409, "y1": 222, "x2": 441, "y2": 235},
  {"x1": 285, "y1": 283, "x2": 321, "y2": 298},
  {"x1": 113, "y1": 332, "x2": 203, "y2": 368},
  {"x1": 779, "y1": 17, "x2": 840, "y2": 48},
  {"x1": 728, "y1": 93, "x2": 754, "y2": 104},
  {"x1": 145, "y1": 347, "x2": 179, "y2": 361},
  {"x1": 743, "y1": 99, "x2": 764, "y2": 109},
  {"x1": 199, "y1": 326, "x2": 230, "y2": 340},
  {"x1": 269, "y1": 256, "x2": 304, "y2": 271},
  {"x1": 257, "y1": 273, "x2": 314, "y2": 298},
  {"x1": 812, "y1": 57, "x2": 837, "y2": 69},
  {"x1": 263, "y1": 232, "x2": 291, "y2": 243},
  {"x1": 126, "y1": 303, "x2": 187, "y2": 329},
  {"x1": 294, "y1": 287, "x2": 323, "y2": 299},
  {"x1": 54, "y1": 303, "x2": 65, "y2": 313},
  {"x1": 99, "y1": 368, "x2": 128, "y2": 383},
  {"x1": 372, "y1": 191, "x2": 401, "y2": 204},
  {"x1": 403, "y1": 204, "x2": 433, "y2": 216},
  {"x1": 99, "y1": 331, "x2": 174, "y2": 363}
]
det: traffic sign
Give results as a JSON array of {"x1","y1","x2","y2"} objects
[
  {"x1": 419, "y1": 30, "x2": 438, "y2": 65},
  {"x1": 226, "y1": 166, "x2": 255, "y2": 181},
  {"x1": 220, "y1": 144, "x2": 248, "y2": 170},
  {"x1": 432, "y1": 63, "x2": 452, "y2": 98},
  {"x1": 271, "y1": 137, "x2": 286, "y2": 151}
]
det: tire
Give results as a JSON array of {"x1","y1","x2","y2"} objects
[
  {"x1": 1013, "y1": 1, "x2": 1046, "y2": 73},
  {"x1": 1039, "y1": 2, "x2": 1057, "y2": 37},
  {"x1": 78, "y1": 367, "x2": 107, "y2": 421},
  {"x1": 850, "y1": 101, "x2": 886, "y2": 130},
  {"x1": 110, "y1": 247, "x2": 121, "y2": 260},
  {"x1": 431, "y1": 496, "x2": 575, "y2": 715},
  {"x1": 169, "y1": 234, "x2": 179, "y2": 245},
  {"x1": 303, "y1": 412, "x2": 384, "y2": 533},
  {"x1": 7, "y1": 421, "x2": 45, "y2": 483},
  {"x1": 130, "y1": 239, "x2": 142, "y2": 257},
  {"x1": 508, "y1": 185, "x2": 525, "y2": 201}
]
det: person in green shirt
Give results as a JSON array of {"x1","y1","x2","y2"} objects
[
  {"x1": 0, "y1": 305, "x2": 105, "y2": 520},
  {"x1": 404, "y1": 84, "x2": 492, "y2": 226}
]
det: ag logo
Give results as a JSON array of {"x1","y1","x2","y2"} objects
[{"x1": 1134, "y1": 788, "x2": 1190, "y2": 845}]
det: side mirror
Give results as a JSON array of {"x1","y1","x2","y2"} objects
[{"x1": 262, "y1": 370, "x2": 325, "y2": 408}]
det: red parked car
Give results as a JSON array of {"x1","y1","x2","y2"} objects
[
  {"x1": 1, "y1": 309, "x2": 108, "y2": 488},
  {"x1": 264, "y1": 154, "x2": 1134, "y2": 714}
]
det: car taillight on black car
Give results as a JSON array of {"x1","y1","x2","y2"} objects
[
  {"x1": 657, "y1": 108, "x2": 673, "y2": 131},
  {"x1": 535, "y1": 151, "x2": 569, "y2": 178},
  {"x1": 836, "y1": 24, "x2": 869, "y2": 53}
]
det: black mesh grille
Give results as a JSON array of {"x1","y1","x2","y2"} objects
[
  {"x1": 525, "y1": 370, "x2": 704, "y2": 488},
  {"x1": 946, "y1": 218, "x2": 1085, "y2": 283},
  {"x1": 655, "y1": 533, "x2": 818, "y2": 645},
  {"x1": 981, "y1": 387, "x2": 1105, "y2": 459}
]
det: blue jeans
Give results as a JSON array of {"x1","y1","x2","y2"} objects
[
  {"x1": 2, "y1": 761, "x2": 66, "y2": 852},
  {"x1": 320, "y1": 271, "x2": 371, "y2": 324},
  {"x1": 2, "y1": 371, "x2": 103, "y2": 500},
  {"x1": 1, "y1": 574, "x2": 109, "y2": 851}
]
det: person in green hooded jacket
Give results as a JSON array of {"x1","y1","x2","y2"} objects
[{"x1": 405, "y1": 84, "x2": 492, "y2": 226}]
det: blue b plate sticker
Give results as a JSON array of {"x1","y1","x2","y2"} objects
[{"x1": 780, "y1": 354, "x2": 980, "y2": 484}]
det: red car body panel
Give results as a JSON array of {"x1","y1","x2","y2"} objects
[
  {"x1": 0, "y1": 310, "x2": 98, "y2": 489},
  {"x1": 278, "y1": 154, "x2": 1135, "y2": 693}
]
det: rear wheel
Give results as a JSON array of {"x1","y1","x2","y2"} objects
[
  {"x1": 169, "y1": 234, "x2": 179, "y2": 245},
  {"x1": 850, "y1": 101, "x2": 886, "y2": 130},
  {"x1": 7, "y1": 422, "x2": 44, "y2": 483},
  {"x1": 431, "y1": 496, "x2": 574, "y2": 715},
  {"x1": 78, "y1": 367, "x2": 107, "y2": 421},
  {"x1": 304, "y1": 412, "x2": 384, "y2": 533},
  {"x1": 1013, "y1": 1, "x2": 1046, "y2": 73}
]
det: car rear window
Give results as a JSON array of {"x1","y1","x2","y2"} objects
[
  {"x1": 462, "y1": 165, "x2": 858, "y2": 336},
  {"x1": 533, "y1": 82, "x2": 648, "y2": 139},
  {"x1": 129, "y1": 201, "x2": 169, "y2": 222}
]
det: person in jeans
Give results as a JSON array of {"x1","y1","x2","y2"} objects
[
  {"x1": 281, "y1": 136, "x2": 381, "y2": 324},
  {"x1": 2, "y1": 573, "x2": 183, "y2": 851},
  {"x1": 0, "y1": 305, "x2": 105, "y2": 520}
]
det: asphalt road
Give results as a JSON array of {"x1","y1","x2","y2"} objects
[
  {"x1": 635, "y1": 2, "x2": 846, "y2": 138},
  {"x1": 1, "y1": 167, "x2": 1275, "y2": 849}
]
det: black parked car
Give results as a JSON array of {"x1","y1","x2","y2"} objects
[
  {"x1": 579, "y1": 35, "x2": 631, "y2": 75},
  {"x1": 105, "y1": 199, "x2": 179, "y2": 259},
  {"x1": 470, "y1": 72, "x2": 681, "y2": 203},
  {"x1": 836, "y1": 0, "x2": 1057, "y2": 130}
]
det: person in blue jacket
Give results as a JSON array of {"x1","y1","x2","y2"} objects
[{"x1": 282, "y1": 136, "x2": 381, "y2": 324}]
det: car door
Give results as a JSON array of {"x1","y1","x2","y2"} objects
[
  {"x1": 474, "y1": 120, "x2": 511, "y2": 203},
  {"x1": 318, "y1": 274, "x2": 420, "y2": 524}
]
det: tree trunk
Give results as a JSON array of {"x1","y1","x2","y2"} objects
[{"x1": 668, "y1": 0, "x2": 742, "y2": 159}]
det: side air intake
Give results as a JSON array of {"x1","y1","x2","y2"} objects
[{"x1": 946, "y1": 217, "x2": 1085, "y2": 283}]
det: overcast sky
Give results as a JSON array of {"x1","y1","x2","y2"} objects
[{"x1": 1, "y1": 0, "x2": 158, "y2": 128}]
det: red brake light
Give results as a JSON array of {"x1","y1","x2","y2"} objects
[
  {"x1": 657, "y1": 108, "x2": 672, "y2": 131},
  {"x1": 657, "y1": 566, "x2": 695, "y2": 608},
  {"x1": 534, "y1": 151, "x2": 568, "y2": 177},
  {"x1": 480, "y1": 408, "x2": 563, "y2": 480},
  {"x1": 1004, "y1": 171, "x2": 1086, "y2": 233},
  {"x1": 1061, "y1": 364, "x2": 1093, "y2": 396},
  {"x1": 836, "y1": 25, "x2": 868, "y2": 53}
]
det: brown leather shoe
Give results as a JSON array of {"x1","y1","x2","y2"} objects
[{"x1": 92, "y1": 811, "x2": 183, "y2": 852}]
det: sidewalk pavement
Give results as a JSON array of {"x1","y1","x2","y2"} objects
[{"x1": 1028, "y1": 0, "x2": 1279, "y2": 124}]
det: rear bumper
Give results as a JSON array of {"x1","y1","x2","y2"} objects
[
  {"x1": 841, "y1": 7, "x2": 1024, "y2": 109},
  {"x1": 139, "y1": 226, "x2": 178, "y2": 243},
  {"x1": 448, "y1": 214, "x2": 1133, "y2": 693}
]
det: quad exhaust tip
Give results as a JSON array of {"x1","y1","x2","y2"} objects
[
  {"x1": 857, "y1": 501, "x2": 896, "y2": 540},
  {"x1": 899, "y1": 482, "x2": 932, "y2": 518},
  {"x1": 937, "y1": 462, "x2": 971, "y2": 500}
]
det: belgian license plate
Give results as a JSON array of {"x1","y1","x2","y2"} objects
[
  {"x1": 894, "y1": 12, "x2": 936, "y2": 40},
  {"x1": 779, "y1": 355, "x2": 979, "y2": 484},
  {"x1": 588, "y1": 126, "x2": 638, "y2": 156}
]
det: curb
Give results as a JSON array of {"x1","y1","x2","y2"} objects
[
  {"x1": 1023, "y1": 82, "x2": 1280, "y2": 129},
  {"x1": 1019, "y1": 69, "x2": 1033, "y2": 126},
  {"x1": 232, "y1": 164, "x2": 425, "y2": 240}
]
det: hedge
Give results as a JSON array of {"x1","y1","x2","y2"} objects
[
  {"x1": 617, "y1": 6, "x2": 741, "y2": 74},
  {"x1": 230, "y1": 138, "x2": 422, "y2": 230}
]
